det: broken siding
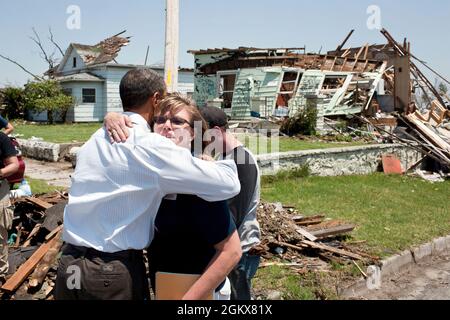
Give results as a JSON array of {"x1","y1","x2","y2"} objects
[
  {"x1": 289, "y1": 70, "x2": 325, "y2": 115},
  {"x1": 231, "y1": 67, "x2": 283, "y2": 120},
  {"x1": 194, "y1": 52, "x2": 235, "y2": 70},
  {"x1": 194, "y1": 75, "x2": 217, "y2": 107}
]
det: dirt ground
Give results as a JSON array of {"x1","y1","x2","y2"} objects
[
  {"x1": 350, "y1": 254, "x2": 450, "y2": 300},
  {"x1": 24, "y1": 157, "x2": 73, "y2": 188}
]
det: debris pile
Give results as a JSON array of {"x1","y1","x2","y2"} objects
[
  {"x1": 1, "y1": 192, "x2": 67, "y2": 300},
  {"x1": 189, "y1": 28, "x2": 450, "y2": 179},
  {"x1": 252, "y1": 202, "x2": 379, "y2": 273}
]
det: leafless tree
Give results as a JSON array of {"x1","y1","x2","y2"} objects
[
  {"x1": 0, "y1": 53, "x2": 43, "y2": 81},
  {"x1": 0, "y1": 27, "x2": 65, "y2": 81},
  {"x1": 29, "y1": 27, "x2": 57, "y2": 70},
  {"x1": 48, "y1": 27, "x2": 65, "y2": 57}
]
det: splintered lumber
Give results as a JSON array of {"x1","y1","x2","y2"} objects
[
  {"x1": 406, "y1": 113, "x2": 450, "y2": 156},
  {"x1": 45, "y1": 224, "x2": 63, "y2": 241},
  {"x1": 309, "y1": 224, "x2": 355, "y2": 239},
  {"x1": 25, "y1": 197, "x2": 53, "y2": 210},
  {"x1": 296, "y1": 227, "x2": 318, "y2": 242},
  {"x1": 302, "y1": 240, "x2": 364, "y2": 260},
  {"x1": 29, "y1": 237, "x2": 63, "y2": 288},
  {"x1": 293, "y1": 215, "x2": 325, "y2": 226},
  {"x1": 1, "y1": 232, "x2": 61, "y2": 292},
  {"x1": 260, "y1": 262, "x2": 303, "y2": 268},
  {"x1": 23, "y1": 223, "x2": 42, "y2": 248}
]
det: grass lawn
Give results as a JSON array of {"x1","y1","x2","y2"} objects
[
  {"x1": 12, "y1": 122, "x2": 369, "y2": 152},
  {"x1": 239, "y1": 135, "x2": 368, "y2": 155},
  {"x1": 13, "y1": 121, "x2": 102, "y2": 143},
  {"x1": 261, "y1": 173, "x2": 450, "y2": 257},
  {"x1": 25, "y1": 177, "x2": 65, "y2": 195},
  {"x1": 255, "y1": 173, "x2": 449, "y2": 300}
]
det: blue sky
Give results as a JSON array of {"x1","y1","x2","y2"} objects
[{"x1": 1, "y1": 0, "x2": 449, "y2": 86}]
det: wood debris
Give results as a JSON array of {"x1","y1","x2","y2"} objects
[
  {"x1": 1, "y1": 191, "x2": 67, "y2": 300},
  {"x1": 252, "y1": 202, "x2": 378, "y2": 271}
]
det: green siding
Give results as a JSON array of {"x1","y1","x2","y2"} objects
[
  {"x1": 231, "y1": 67, "x2": 282, "y2": 120},
  {"x1": 193, "y1": 75, "x2": 217, "y2": 107},
  {"x1": 289, "y1": 70, "x2": 325, "y2": 116}
]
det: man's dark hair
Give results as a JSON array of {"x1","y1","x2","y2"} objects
[{"x1": 120, "y1": 68, "x2": 166, "y2": 111}]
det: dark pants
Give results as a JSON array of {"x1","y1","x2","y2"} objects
[
  {"x1": 228, "y1": 253, "x2": 260, "y2": 300},
  {"x1": 55, "y1": 243, "x2": 149, "y2": 300}
]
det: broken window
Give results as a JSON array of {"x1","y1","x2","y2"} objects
[
  {"x1": 217, "y1": 71, "x2": 237, "y2": 109},
  {"x1": 321, "y1": 75, "x2": 347, "y2": 91},
  {"x1": 82, "y1": 88, "x2": 96, "y2": 103},
  {"x1": 276, "y1": 71, "x2": 302, "y2": 108}
]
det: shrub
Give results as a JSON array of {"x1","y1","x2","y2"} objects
[
  {"x1": 23, "y1": 80, "x2": 74, "y2": 123},
  {"x1": 281, "y1": 106, "x2": 318, "y2": 136},
  {"x1": 0, "y1": 86, "x2": 25, "y2": 119}
]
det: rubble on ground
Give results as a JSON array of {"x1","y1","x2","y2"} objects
[
  {"x1": 1, "y1": 192, "x2": 67, "y2": 300},
  {"x1": 252, "y1": 202, "x2": 380, "y2": 276}
]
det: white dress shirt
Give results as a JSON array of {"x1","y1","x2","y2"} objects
[{"x1": 63, "y1": 112, "x2": 240, "y2": 253}]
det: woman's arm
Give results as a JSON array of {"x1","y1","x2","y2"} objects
[
  {"x1": 182, "y1": 231, "x2": 242, "y2": 300},
  {"x1": 4, "y1": 122, "x2": 14, "y2": 135},
  {"x1": 0, "y1": 156, "x2": 19, "y2": 179}
]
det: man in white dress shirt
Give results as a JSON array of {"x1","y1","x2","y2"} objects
[{"x1": 54, "y1": 68, "x2": 241, "y2": 300}]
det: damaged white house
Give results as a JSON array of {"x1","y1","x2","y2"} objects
[{"x1": 30, "y1": 34, "x2": 194, "y2": 122}]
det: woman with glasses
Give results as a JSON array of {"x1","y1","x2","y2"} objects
[{"x1": 105, "y1": 93, "x2": 241, "y2": 300}]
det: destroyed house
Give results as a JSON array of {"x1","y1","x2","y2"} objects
[
  {"x1": 31, "y1": 34, "x2": 194, "y2": 122},
  {"x1": 188, "y1": 47, "x2": 386, "y2": 123}
]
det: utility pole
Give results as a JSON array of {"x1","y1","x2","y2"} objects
[
  {"x1": 144, "y1": 45, "x2": 150, "y2": 66},
  {"x1": 164, "y1": 0, "x2": 179, "y2": 92}
]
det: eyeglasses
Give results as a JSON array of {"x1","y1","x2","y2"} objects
[{"x1": 153, "y1": 115, "x2": 193, "y2": 127}]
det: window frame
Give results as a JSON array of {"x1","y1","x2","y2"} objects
[{"x1": 82, "y1": 88, "x2": 96, "y2": 104}]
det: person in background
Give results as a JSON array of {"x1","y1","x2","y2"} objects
[
  {"x1": 0, "y1": 131, "x2": 20, "y2": 284},
  {"x1": 200, "y1": 106, "x2": 261, "y2": 300},
  {"x1": 0, "y1": 115, "x2": 14, "y2": 135}
]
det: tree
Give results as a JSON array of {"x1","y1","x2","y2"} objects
[
  {"x1": 0, "y1": 87, "x2": 25, "y2": 119},
  {"x1": 0, "y1": 27, "x2": 64, "y2": 81},
  {"x1": 23, "y1": 80, "x2": 74, "y2": 124}
]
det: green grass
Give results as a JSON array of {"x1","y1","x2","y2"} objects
[
  {"x1": 25, "y1": 177, "x2": 65, "y2": 195},
  {"x1": 13, "y1": 122, "x2": 369, "y2": 153},
  {"x1": 261, "y1": 173, "x2": 450, "y2": 257},
  {"x1": 253, "y1": 266, "x2": 339, "y2": 300},
  {"x1": 13, "y1": 121, "x2": 102, "y2": 143},
  {"x1": 237, "y1": 134, "x2": 369, "y2": 155}
]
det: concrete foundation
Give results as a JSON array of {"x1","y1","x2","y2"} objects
[{"x1": 257, "y1": 144, "x2": 422, "y2": 176}]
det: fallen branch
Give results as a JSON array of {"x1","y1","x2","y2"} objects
[{"x1": 0, "y1": 53, "x2": 43, "y2": 81}]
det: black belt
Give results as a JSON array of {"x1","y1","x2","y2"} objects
[{"x1": 64, "y1": 243, "x2": 143, "y2": 260}]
